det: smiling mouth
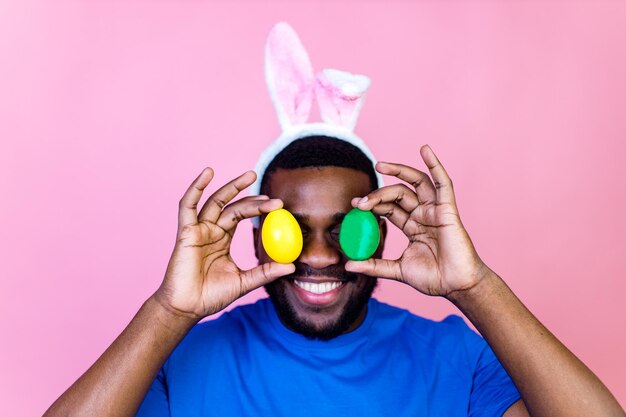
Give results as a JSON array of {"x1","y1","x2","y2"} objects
[{"x1": 292, "y1": 280, "x2": 345, "y2": 294}]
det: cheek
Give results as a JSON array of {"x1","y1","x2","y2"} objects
[{"x1": 354, "y1": 275, "x2": 377, "y2": 291}]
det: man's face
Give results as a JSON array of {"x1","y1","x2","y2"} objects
[{"x1": 254, "y1": 166, "x2": 384, "y2": 341}]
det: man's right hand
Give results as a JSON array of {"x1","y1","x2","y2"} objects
[
  {"x1": 44, "y1": 168, "x2": 294, "y2": 417},
  {"x1": 154, "y1": 168, "x2": 295, "y2": 320}
]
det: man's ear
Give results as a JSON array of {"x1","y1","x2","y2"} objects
[{"x1": 252, "y1": 227, "x2": 260, "y2": 260}]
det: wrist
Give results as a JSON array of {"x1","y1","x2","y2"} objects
[
  {"x1": 148, "y1": 292, "x2": 200, "y2": 334},
  {"x1": 445, "y1": 263, "x2": 498, "y2": 307}
]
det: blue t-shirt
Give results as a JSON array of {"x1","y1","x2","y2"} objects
[{"x1": 137, "y1": 298, "x2": 520, "y2": 416}]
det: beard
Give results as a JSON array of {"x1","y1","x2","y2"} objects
[{"x1": 264, "y1": 263, "x2": 378, "y2": 341}]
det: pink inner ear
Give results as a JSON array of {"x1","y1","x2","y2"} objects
[
  {"x1": 266, "y1": 23, "x2": 315, "y2": 128},
  {"x1": 315, "y1": 71, "x2": 368, "y2": 130}
]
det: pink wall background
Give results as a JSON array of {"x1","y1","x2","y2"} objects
[{"x1": 1, "y1": 1, "x2": 625, "y2": 415}]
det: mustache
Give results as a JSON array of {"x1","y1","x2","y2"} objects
[{"x1": 284, "y1": 263, "x2": 359, "y2": 282}]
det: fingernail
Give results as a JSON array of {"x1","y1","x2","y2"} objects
[{"x1": 358, "y1": 196, "x2": 368, "y2": 204}]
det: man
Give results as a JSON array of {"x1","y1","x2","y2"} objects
[
  {"x1": 44, "y1": 23, "x2": 624, "y2": 417},
  {"x1": 44, "y1": 137, "x2": 625, "y2": 417}
]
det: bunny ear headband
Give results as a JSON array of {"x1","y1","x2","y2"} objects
[{"x1": 251, "y1": 22, "x2": 383, "y2": 226}]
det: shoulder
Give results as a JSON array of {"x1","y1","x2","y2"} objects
[
  {"x1": 372, "y1": 299, "x2": 486, "y2": 365},
  {"x1": 170, "y1": 299, "x2": 271, "y2": 358},
  {"x1": 373, "y1": 298, "x2": 475, "y2": 337}
]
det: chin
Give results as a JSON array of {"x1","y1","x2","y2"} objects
[{"x1": 264, "y1": 275, "x2": 378, "y2": 341}]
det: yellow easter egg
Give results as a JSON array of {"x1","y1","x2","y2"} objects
[{"x1": 261, "y1": 208, "x2": 303, "y2": 264}]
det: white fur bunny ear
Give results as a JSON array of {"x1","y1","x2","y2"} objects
[
  {"x1": 315, "y1": 69, "x2": 371, "y2": 131},
  {"x1": 265, "y1": 22, "x2": 315, "y2": 130}
]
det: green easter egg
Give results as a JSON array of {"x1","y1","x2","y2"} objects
[{"x1": 339, "y1": 208, "x2": 380, "y2": 261}]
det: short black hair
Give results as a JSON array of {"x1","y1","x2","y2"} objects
[{"x1": 260, "y1": 136, "x2": 378, "y2": 195}]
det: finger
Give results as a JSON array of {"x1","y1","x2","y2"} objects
[
  {"x1": 354, "y1": 183, "x2": 419, "y2": 214},
  {"x1": 239, "y1": 262, "x2": 296, "y2": 294},
  {"x1": 217, "y1": 197, "x2": 283, "y2": 234},
  {"x1": 345, "y1": 258, "x2": 403, "y2": 281},
  {"x1": 375, "y1": 161, "x2": 437, "y2": 205},
  {"x1": 351, "y1": 197, "x2": 412, "y2": 232},
  {"x1": 198, "y1": 170, "x2": 257, "y2": 224},
  {"x1": 178, "y1": 167, "x2": 214, "y2": 230},
  {"x1": 420, "y1": 145, "x2": 456, "y2": 206},
  {"x1": 368, "y1": 202, "x2": 411, "y2": 232}
]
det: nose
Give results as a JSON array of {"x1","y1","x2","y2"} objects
[{"x1": 298, "y1": 231, "x2": 341, "y2": 270}]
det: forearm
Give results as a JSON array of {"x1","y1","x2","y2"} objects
[
  {"x1": 44, "y1": 294, "x2": 198, "y2": 417},
  {"x1": 448, "y1": 268, "x2": 624, "y2": 417}
]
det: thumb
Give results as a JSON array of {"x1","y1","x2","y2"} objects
[
  {"x1": 240, "y1": 262, "x2": 295, "y2": 293},
  {"x1": 346, "y1": 258, "x2": 403, "y2": 281}
]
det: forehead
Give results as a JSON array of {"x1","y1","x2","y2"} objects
[{"x1": 265, "y1": 167, "x2": 372, "y2": 220}]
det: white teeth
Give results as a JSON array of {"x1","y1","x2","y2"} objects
[{"x1": 293, "y1": 280, "x2": 343, "y2": 294}]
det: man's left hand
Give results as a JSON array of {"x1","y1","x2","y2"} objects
[{"x1": 345, "y1": 145, "x2": 489, "y2": 299}]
